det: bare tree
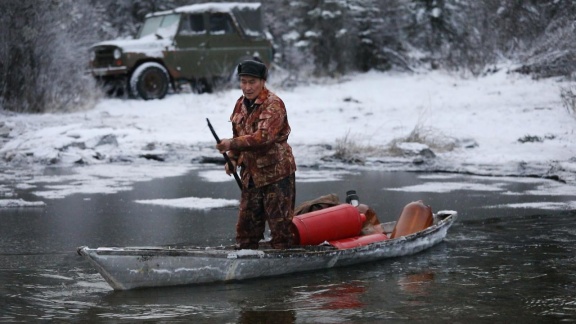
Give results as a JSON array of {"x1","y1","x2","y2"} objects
[{"x1": 0, "y1": 0, "x2": 100, "y2": 113}]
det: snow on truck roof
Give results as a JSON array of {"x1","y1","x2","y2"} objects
[{"x1": 146, "y1": 2, "x2": 261, "y2": 17}]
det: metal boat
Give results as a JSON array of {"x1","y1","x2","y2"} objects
[{"x1": 78, "y1": 210, "x2": 457, "y2": 290}]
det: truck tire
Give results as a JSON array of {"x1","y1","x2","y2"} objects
[{"x1": 130, "y1": 62, "x2": 170, "y2": 100}]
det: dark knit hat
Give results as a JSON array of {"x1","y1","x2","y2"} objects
[{"x1": 237, "y1": 60, "x2": 268, "y2": 80}]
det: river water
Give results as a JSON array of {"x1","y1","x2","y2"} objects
[{"x1": 1, "y1": 167, "x2": 575, "y2": 323}]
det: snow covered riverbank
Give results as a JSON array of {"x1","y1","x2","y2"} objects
[{"x1": 1, "y1": 69, "x2": 575, "y2": 206}]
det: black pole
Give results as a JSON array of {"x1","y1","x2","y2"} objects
[{"x1": 206, "y1": 118, "x2": 242, "y2": 190}]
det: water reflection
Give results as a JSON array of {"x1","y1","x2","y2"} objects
[
  {"x1": 397, "y1": 271, "x2": 435, "y2": 298},
  {"x1": 294, "y1": 281, "x2": 366, "y2": 310},
  {"x1": 238, "y1": 309, "x2": 296, "y2": 324}
]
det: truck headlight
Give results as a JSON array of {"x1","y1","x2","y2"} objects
[
  {"x1": 90, "y1": 50, "x2": 96, "y2": 61},
  {"x1": 113, "y1": 48, "x2": 122, "y2": 59}
]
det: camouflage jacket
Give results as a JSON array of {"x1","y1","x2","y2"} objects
[{"x1": 228, "y1": 87, "x2": 297, "y2": 188}]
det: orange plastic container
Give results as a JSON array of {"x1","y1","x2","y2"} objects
[
  {"x1": 292, "y1": 204, "x2": 366, "y2": 245},
  {"x1": 329, "y1": 233, "x2": 389, "y2": 249},
  {"x1": 390, "y1": 200, "x2": 433, "y2": 239}
]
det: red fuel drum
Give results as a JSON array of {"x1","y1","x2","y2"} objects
[
  {"x1": 329, "y1": 233, "x2": 389, "y2": 249},
  {"x1": 390, "y1": 200, "x2": 433, "y2": 239},
  {"x1": 292, "y1": 204, "x2": 366, "y2": 246}
]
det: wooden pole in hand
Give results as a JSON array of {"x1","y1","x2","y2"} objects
[{"x1": 206, "y1": 118, "x2": 242, "y2": 190}]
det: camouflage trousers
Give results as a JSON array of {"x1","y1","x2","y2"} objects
[{"x1": 236, "y1": 173, "x2": 295, "y2": 249}]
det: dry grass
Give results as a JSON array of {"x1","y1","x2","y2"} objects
[
  {"x1": 332, "y1": 132, "x2": 385, "y2": 163},
  {"x1": 560, "y1": 85, "x2": 576, "y2": 117},
  {"x1": 389, "y1": 124, "x2": 458, "y2": 155},
  {"x1": 332, "y1": 121, "x2": 460, "y2": 163}
]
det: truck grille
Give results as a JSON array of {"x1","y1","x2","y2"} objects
[{"x1": 92, "y1": 46, "x2": 117, "y2": 67}]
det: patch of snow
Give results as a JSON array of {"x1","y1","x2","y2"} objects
[
  {"x1": 0, "y1": 199, "x2": 46, "y2": 208},
  {"x1": 387, "y1": 181, "x2": 506, "y2": 193},
  {"x1": 135, "y1": 196, "x2": 238, "y2": 210},
  {"x1": 227, "y1": 249, "x2": 265, "y2": 259},
  {"x1": 487, "y1": 201, "x2": 576, "y2": 210}
]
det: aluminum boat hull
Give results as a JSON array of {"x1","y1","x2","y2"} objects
[{"x1": 78, "y1": 211, "x2": 457, "y2": 290}]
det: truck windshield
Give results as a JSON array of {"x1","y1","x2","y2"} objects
[{"x1": 138, "y1": 14, "x2": 180, "y2": 39}]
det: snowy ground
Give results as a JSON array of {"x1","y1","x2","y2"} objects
[{"x1": 1, "y1": 68, "x2": 575, "y2": 209}]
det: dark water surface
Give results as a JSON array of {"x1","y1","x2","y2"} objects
[{"x1": 1, "y1": 168, "x2": 575, "y2": 323}]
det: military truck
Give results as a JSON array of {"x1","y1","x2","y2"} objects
[{"x1": 89, "y1": 2, "x2": 273, "y2": 100}]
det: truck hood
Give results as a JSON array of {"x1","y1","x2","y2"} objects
[{"x1": 91, "y1": 35, "x2": 173, "y2": 57}]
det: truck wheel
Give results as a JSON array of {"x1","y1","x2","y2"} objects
[{"x1": 130, "y1": 62, "x2": 169, "y2": 100}]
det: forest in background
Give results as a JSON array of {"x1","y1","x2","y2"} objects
[{"x1": 2, "y1": 0, "x2": 576, "y2": 113}]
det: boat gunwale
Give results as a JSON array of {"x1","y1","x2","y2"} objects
[{"x1": 80, "y1": 211, "x2": 457, "y2": 259}]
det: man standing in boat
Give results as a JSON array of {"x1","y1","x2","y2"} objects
[{"x1": 216, "y1": 59, "x2": 297, "y2": 250}]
